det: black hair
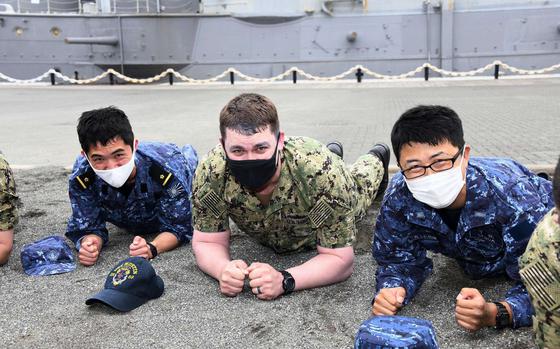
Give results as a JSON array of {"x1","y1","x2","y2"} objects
[
  {"x1": 553, "y1": 156, "x2": 560, "y2": 209},
  {"x1": 77, "y1": 106, "x2": 134, "y2": 153},
  {"x1": 391, "y1": 105, "x2": 465, "y2": 163}
]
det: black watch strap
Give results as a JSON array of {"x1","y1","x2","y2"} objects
[
  {"x1": 280, "y1": 270, "x2": 295, "y2": 295},
  {"x1": 147, "y1": 242, "x2": 158, "y2": 259},
  {"x1": 493, "y1": 302, "x2": 510, "y2": 329}
]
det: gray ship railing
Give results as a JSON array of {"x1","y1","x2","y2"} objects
[
  {"x1": 0, "y1": 0, "x2": 197, "y2": 13},
  {"x1": 1, "y1": 61, "x2": 559, "y2": 85}
]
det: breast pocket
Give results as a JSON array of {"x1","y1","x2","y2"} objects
[
  {"x1": 409, "y1": 231, "x2": 442, "y2": 251},
  {"x1": 283, "y1": 213, "x2": 312, "y2": 237},
  {"x1": 458, "y1": 225, "x2": 505, "y2": 264}
]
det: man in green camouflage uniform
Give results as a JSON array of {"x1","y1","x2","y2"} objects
[
  {"x1": 192, "y1": 93, "x2": 390, "y2": 300},
  {"x1": 519, "y1": 158, "x2": 560, "y2": 348},
  {"x1": 0, "y1": 152, "x2": 18, "y2": 265}
]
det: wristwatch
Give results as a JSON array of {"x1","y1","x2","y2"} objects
[
  {"x1": 280, "y1": 270, "x2": 295, "y2": 295},
  {"x1": 147, "y1": 242, "x2": 158, "y2": 259},
  {"x1": 493, "y1": 302, "x2": 510, "y2": 329}
]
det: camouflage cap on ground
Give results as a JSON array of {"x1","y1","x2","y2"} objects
[
  {"x1": 20, "y1": 235, "x2": 76, "y2": 276},
  {"x1": 354, "y1": 316, "x2": 439, "y2": 349}
]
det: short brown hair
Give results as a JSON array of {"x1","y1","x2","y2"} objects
[{"x1": 219, "y1": 93, "x2": 279, "y2": 139}]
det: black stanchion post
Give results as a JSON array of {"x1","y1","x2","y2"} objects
[
  {"x1": 109, "y1": 73, "x2": 115, "y2": 85},
  {"x1": 356, "y1": 68, "x2": 363, "y2": 83},
  {"x1": 424, "y1": 66, "x2": 429, "y2": 81},
  {"x1": 50, "y1": 71, "x2": 55, "y2": 86},
  {"x1": 494, "y1": 64, "x2": 500, "y2": 79},
  {"x1": 168, "y1": 72, "x2": 174, "y2": 85},
  {"x1": 229, "y1": 71, "x2": 235, "y2": 85},
  {"x1": 292, "y1": 70, "x2": 297, "y2": 84}
]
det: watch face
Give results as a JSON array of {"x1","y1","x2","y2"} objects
[
  {"x1": 284, "y1": 277, "x2": 295, "y2": 291},
  {"x1": 494, "y1": 303, "x2": 510, "y2": 329},
  {"x1": 497, "y1": 312, "x2": 509, "y2": 327},
  {"x1": 282, "y1": 271, "x2": 295, "y2": 293}
]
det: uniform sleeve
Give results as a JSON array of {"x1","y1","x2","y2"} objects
[
  {"x1": 192, "y1": 152, "x2": 229, "y2": 233},
  {"x1": 0, "y1": 157, "x2": 19, "y2": 231},
  {"x1": 499, "y1": 175, "x2": 553, "y2": 328},
  {"x1": 372, "y1": 196, "x2": 433, "y2": 304},
  {"x1": 312, "y1": 161, "x2": 357, "y2": 249},
  {"x1": 156, "y1": 176, "x2": 194, "y2": 244},
  {"x1": 65, "y1": 178, "x2": 108, "y2": 247},
  {"x1": 504, "y1": 283, "x2": 534, "y2": 328}
]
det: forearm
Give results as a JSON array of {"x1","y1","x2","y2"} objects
[
  {"x1": 374, "y1": 261, "x2": 432, "y2": 304},
  {"x1": 192, "y1": 234, "x2": 231, "y2": 280},
  {"x1": 0, "y1": 229, "x2": 14, "y2": 265},
  {"x1": 287, "y1": 246, "x2": 353, "y2": 291},
  {"x1": 66, "y1": 229, "x2": 108, "y2": 248},
  {"x1": 151, "y1": 232, "x2": 180, "y2": 255},
  {"x1": 0, "y1": 243, "x2": 12, "y2": 265},
  {"x1": 504, "y1": 284, "x2": 534, "y2": 328}
]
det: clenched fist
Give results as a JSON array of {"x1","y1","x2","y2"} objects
[
  {"x1": 372, "y1": 287, "x2": 406, "y2": 315},
  {"x1": 219, "y1": 259, "x2": 248, "y2": 297}
]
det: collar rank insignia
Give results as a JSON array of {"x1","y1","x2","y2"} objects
[
  {"x1": 75, "y1": 168, "x2": 95, "y2": 190},
  {"x1": 150, "y1": 164, "x2": 173, "y2": 187}
]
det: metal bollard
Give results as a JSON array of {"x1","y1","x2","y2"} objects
[
  {"x1": 494, "y1": 64, "x2": 500, "y2": 79},
  {"x1": 109, "y1": 73, "x2": 114, "y2": 85},
  {"x1": 356, "y1": 68, "x2": 363, "y2": 83},
  {"x1": 50, "y1": 72, "x2": 55, "y2": 85},
  {"x1": 229, "y1": 71, "x2": 235, "y2": 85},
  {"x1": 292, "y1": 70, "x2": 297, "y2": 84},
  {"x1": 424, "y1": 66, "x2": 429, "y2": 81},
  {"x1": 168, "y1": 72, "x2": 174, "y2": 85}
]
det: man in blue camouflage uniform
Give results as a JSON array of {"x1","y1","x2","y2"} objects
[
  {"x1": 66, "y1": 106, "x2": 197, "y2": 266},
  {"x1": 372, "y1": 105, "x2": 553, "y2": 332}
]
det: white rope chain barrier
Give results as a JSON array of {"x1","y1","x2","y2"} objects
[{"x1": 1, "y1": 60, "x2": 559, "y2": 84}]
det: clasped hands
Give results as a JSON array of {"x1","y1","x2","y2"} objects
[{"x1": 219, "y1": 259, "x2": 284, "y2": 300}]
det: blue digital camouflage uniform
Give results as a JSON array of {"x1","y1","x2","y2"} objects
[
  {"x1": 355, "y1": 315, "x2": 439, "y2": 349},
  {"x1": 66, "y1": 142, "x2": 198, "y2": 247},
  {"x1": 374, "y1": 157, "x2": 553, "y2": 328}
]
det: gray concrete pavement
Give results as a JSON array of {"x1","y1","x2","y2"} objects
[
  {"x1": 0, "y1": 78, "x2": 558, "y2": 348},
  {"x1": 1, "y1": 168, "x2": 536, "y2": 349},
  {"x1": 0, "y1": 77, "x2": 559, "y2": 168}
]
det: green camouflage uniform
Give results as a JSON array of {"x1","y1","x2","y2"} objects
[
  {"x1": 519, "y1": 208, "x2": 560, "y2": 348},
  {"x1": 0, "y1": 153, "x2": 18, "y2": 231},
  {"x1": 192, "y1": 136, "x2": 384, "y2": 253}
]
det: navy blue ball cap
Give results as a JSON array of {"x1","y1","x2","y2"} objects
[
  {"x1": 86, "y1": 256, "x2": 164, "y2": 312},
  {"x1": 354, "y1": 315, "x2": 439, "y2": 349},
  {"x1": 20, "y1": 235, "x2": 76, "y2": 276}
]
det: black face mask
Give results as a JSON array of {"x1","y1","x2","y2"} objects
[{"x1": 225, "y1": 134, "x2": 280, "y2": 191}]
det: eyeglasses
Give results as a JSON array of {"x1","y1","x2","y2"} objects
[{"x1": 401, "y1": 148, "x2": 463, "y2": 179}]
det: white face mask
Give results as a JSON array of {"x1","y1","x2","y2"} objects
[
  {"x1": 404, "y1": 147, "x2": 466, "y2": 209},
  {"x1": 87, "y1": 152, "x2": 136, "y2": 188}
]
